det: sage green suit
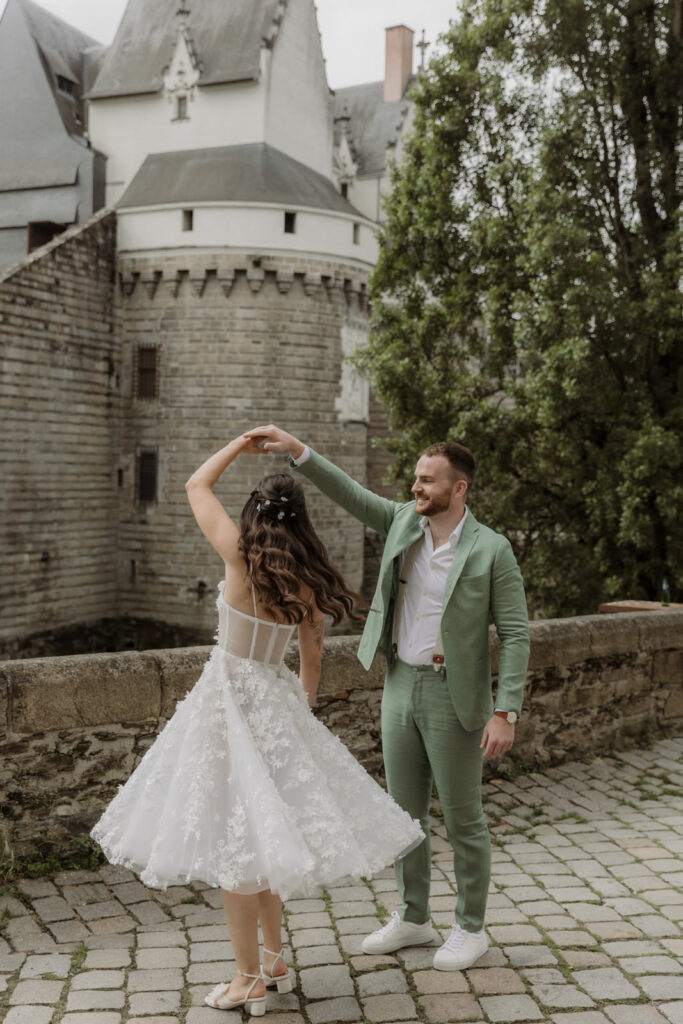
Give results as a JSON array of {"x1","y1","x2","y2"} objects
[{"x1": 293, "y1": 449, "x2": 529, "y2": 930}]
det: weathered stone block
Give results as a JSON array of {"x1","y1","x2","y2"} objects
[
  {"x1": 8, "y1": 652, "x2": 161, "y2": 732},
  {"x1": 638, "y1": 611, "x2": 683, "y2": 653}
]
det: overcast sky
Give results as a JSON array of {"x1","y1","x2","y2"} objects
[{"x1": 0, "y1": 0, "x2": 457, "y2": 88}]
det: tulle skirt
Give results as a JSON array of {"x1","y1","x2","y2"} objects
[{"x1": 91, "y1": 645, "x2": 424, "y2": 899}]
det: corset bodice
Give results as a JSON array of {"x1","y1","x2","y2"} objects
[{"x1": 216, "y1": 582, "x2": 296, "y2": 667}]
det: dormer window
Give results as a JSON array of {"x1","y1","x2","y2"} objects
[
  {"x1": 175, "y1": 94, "x2": 188, "y2": 120},
  {"x1": 56, "y1": 74, "x2": 75, "y2": 96}
]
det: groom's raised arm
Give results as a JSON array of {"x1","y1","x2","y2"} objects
[{"x1": 244, "y1": 425, "x2": 397, "y2": 537}]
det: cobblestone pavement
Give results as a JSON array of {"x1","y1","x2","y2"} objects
[{"x1": 1, "y1": 736, "x2": 682, "y2": 1024}]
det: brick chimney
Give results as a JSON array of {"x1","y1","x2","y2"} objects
[{"x1": 383, "y1": 25, "x2": 414, "y2": 103}]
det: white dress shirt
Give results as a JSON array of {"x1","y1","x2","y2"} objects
[{"x1": 396, "y1": 511, "x2": 468, "y2": 665}]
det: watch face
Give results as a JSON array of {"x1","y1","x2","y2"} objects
[{"x1": 507, "y1": 711, "x2": 518, "y2": 725}]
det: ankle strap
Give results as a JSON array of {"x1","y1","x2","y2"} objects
[
  {"x1": 263, "y1": 946, "x2": 285, "y2": 965},
  {"x1": 238, "y1": 970, "x2": 261, "y2": 980}
]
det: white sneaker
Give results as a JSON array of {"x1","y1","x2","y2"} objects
[
  {"x1": 433, "y1": 924, "x2": 488, "y2": 970},
  {"x1": 362, "y1": 910, "x2": 435, "y2": 954}
]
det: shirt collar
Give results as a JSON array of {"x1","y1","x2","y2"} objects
[{"x1": 420, "y1": 506, "x2": 468, "y2": 548}]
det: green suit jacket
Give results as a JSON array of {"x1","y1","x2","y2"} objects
[{"x1": 294, "y1": 449, "x2": 530, "y2": 731}]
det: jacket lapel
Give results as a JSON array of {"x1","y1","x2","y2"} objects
[{"x1": 441, "y1": 511, "x2": 479, "y2": 611}]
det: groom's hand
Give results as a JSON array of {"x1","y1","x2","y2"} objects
[
  {"x1": 480, "y1": 715, "x2": 515, "y2": 759},
  {"x1": 243, "y1": 424, "x2": 305, "y2": 460}
]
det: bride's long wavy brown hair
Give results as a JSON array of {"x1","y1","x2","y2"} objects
[{"x1": 238, "y1": 472, "x2": 358, "y2": 625}]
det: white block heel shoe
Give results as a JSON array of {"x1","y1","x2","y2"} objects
[
  {"x1": 261, "y1": 946, "x2": 294, "y2": 994},
  {"x1": 205, "y1": 970, "x2": 267, "y2": 1015}
]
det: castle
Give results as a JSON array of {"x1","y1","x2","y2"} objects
[{"x1": 0, "y1": 0, "x2": 419, "y2": 655}]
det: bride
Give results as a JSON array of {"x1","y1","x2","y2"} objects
[{"x1": 91, "y1": 431, "x2": 423, "y2": 1016}]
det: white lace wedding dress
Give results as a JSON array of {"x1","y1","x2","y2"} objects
[{"x1": 91, "y1": 583, "x2": 424, "y2": 899}]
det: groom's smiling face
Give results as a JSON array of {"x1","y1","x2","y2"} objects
[{"x1": 411, "y1": 454, "x2": 462, "y2": 517}]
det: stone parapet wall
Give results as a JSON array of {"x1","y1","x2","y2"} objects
[{"x1": 0, "y1": 610, "x2": 681, "y2": 861}]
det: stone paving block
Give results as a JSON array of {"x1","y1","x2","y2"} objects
[
  {"x1": 0, "y1": 953, "x2": 26, "y2": 971},
  {"x1": 549, "y1": 1014, "x2": 611, "y2": 1024},
  {"x1": 4, "y1": 1008, "x2": 54, "y2": 1024},
  {"x1": 155, "y1": 884, "x2": 196, "y2": 906},
  {"x1": 284, "y1": 898, "x2": 326, "y2": 913},
  {"x1": 589, "y1": 922, "x2": 643, "y2": 940},
  {"x1": 548, "y1": 930, "x2": 597, "y2": 947},
  {"x1": 659, "y1": 1004, "x2": 683, "y2": 1024},
  {"x1": 17, "y1": 878, "x2": 58, "y2": 898},
  {"x1": 72, "y1": 969, "x2": 125, "y2": 989},
  {"x1": 19, "y1": 952, "x2": 71, "y2": 978},
  {"x1": 619, "y1": 954, "x2": 683, "y2": 973},
  {"x1": 630, "y1": 914, "x2": 681, "y2": 936},
  {"x1": 127, "y1": 967, "x2": 185, "y2": 991},
  {"x1": 130, "y1": 900, "x2": 171, "y2": 925},
  {"x1": 532, "y1": 984, "x2": 595, "y2": 1007},
  {"x1": 335, "y1": 933, "x2": 365, "y2": 956},
  {"x1": 128, "y1": 1019, "x2": 183, "y2": 1024},
  {"x1": 349, "y1": 954, "x2": 398, "y2": 972},
  {"x1": 547, "y1": 887, "x2": 601, "y2": 903},
  {"x1": 47, "y1": 919, "x2": 91, "y2": 943},
  {"x1": 290, "y1": 927, "x2": 336, "y2": 948},
  {"x1": 139, "y1": 928, "x2": 190, "y2": 947},
  {"x1": 31, "y1": 895, "x2": 75, "y2": 921},
  {"x1": 0, "y1": 896, "x2": 29, "y2": 916},
  {"x1": 569, "y1": 903, "x2": 621, "y2": 922},
  {"x1": 487, "y1": 908, "x2": 529, "y2": 924},
  {"x1": 522, "y1": 968, "x2": 566, "y2": 985},
  {"x1": 295, "y1": 944, "x2": 343, "y2": 966},
  {"x1": 9, "y1": 978, "x2": 64, "y2": 1003},
  {"x1": 638, "y1": 977, "x2": 683, "y2": 1000},
  {"x1": 98, "y1": 865, "x2": 136, "y2": 884},
  {"x1": 306, "y1": 995, "x2": 362, "y2": 1022},
  {"x1": 61, "y1": 1014, "x2": 123, "y2": 1024},
  {"x1": 489, "y1": 924, "x2": 544, "y2": 944},
  {"x1": 417, "y1": 992, "x2": 482, "y2": 1021},
  {"x1": 190, "y1": 940, "x2": 236, "y2": 964},
  {"x1": 357, "y1": 969, "x2": 408, "y2": 997},
  {"x1": 333, "y1": 900, "x2": 379, "y2": 917},
  {"x1": 505, "y1": 945, "x2": 558, "y2": 966},
  {"x1": 66, "y1": 989, "x2": 126, "y2": 1010},
  {"x1": 88, "y1": 914, "x2": 136, "y2": 934},
  {"x1": 63, "y1": 882, "x2": 111, "y2": 905},
  {"x1": 571, "y1": 967, "x2": 640, "y2": 1000},
  {"x1": 84, "y1": 949, "x2": 132, "y2": 969},
  {"x1": 362, "y1": 993, "x2": 418, "y2": 1022},
  {"x1": 562, "y1": 951, "x2": 612, "y2": 968},
  {"x1": 136, "y1": 945, "x2": 188, "y2": 969},
  {"x1": 336, "y1": 915, "x2": 381, "y2": 935},
  {"x1": 189, "y1": 960, "x2": 240, "y2": 985},
  {"x1": 54, "y1": 870, "x2": 104, "y2": 886},
  {"x1": 129, "y1": 991, "x2": 182, "y2": 1015},
  {"x1": 85, "y1": 933, "x2": 135, "y2": 949},
  {"x1": 604, "y1": 1006, "x2": 670, "y2": 1024},
  {"x1": 185, "y1": 1007, "x2": 242, "y2": 1023},
  {"x1": 287, "y1": 911, "x2": 332, "y2": 930},
  {"x1": 109, "y1": 880, "x2": 152, "y2": 905},
  {"x1": 479, "y1": 994, "x2": 544, "y2": 1021},
  {"x1": 300, "y1": 964, "x2": 354, "y2": 999},
  {"x1": 78, "y1": 899, "x2": 127, "y2": 921},
  {"x1": 467, "y1": 967, "x2": 526, "y2": 994},
  {"x1": 412, "y1": 967, "x2": 469, "y2": 993},
  {"x1": 328, "y1": 885, "x2": 373, "y2": 901}
]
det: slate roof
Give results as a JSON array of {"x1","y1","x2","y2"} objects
[
  {"x1": 87, "y1": 0, "x2": 281, "y2": 100},
  {"x1": 118, "y1": 143, "x2": 363, "y2": 216},
  {"x1": 334, "y1": 78, "x2": 414, "y2": 176},
  {"x1": 20, "y1": 0, "x2": 100, "y2": 139}
]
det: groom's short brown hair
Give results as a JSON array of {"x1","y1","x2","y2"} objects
[{"x1": 422, "y1": 441, "x2": 475, "y2": 485}]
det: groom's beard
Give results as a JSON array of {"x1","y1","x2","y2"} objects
[{"x1": 414, "y1": 491, "x2": 451, "y2": 517}]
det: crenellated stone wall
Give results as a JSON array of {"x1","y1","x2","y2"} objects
[
  {"x1": 115, "y1": 251, "x2": 371, "y2": 636},
  {"x1": 0, "y1": 610, "x2": 681, "y2": 862},
  {"x1": 1, "y1": 210, "x2": 378, "y2": 655}
]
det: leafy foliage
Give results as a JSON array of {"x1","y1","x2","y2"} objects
[{"x1": 361, "y1": 0, "x2": 682, "y2": 615}]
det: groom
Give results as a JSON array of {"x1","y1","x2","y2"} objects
[{"x1": 246, "y1": 425, "x2": 529, "y2": 971}]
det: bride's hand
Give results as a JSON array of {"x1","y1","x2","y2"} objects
[{"x1": 243, "y1": 425, "x2": 305, "y2": 459}]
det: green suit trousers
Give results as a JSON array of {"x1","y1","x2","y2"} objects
[{"x1": 383, "y1": 658, "x2": 490, "y2": 932}]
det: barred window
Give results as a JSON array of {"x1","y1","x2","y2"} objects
[
  {"x1": 136, "y1": 450, "x2": 157, "y2": 503},
  {"x1": 134, "y1": 345, "x2": 159, "y2": 399}
]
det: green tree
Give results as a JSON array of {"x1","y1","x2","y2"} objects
[{"x1": 362, "y1": 0, "x2": 682, "y2": 616}]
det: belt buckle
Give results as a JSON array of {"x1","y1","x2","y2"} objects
[{"x1": 432, "y1": 654, "x2": 444, "y2": 672}]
